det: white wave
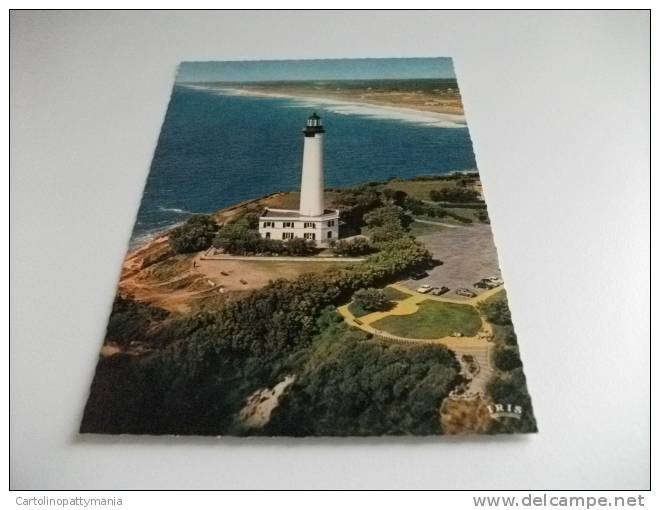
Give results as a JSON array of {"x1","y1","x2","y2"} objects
[
  {"x1": 284, "y1": 97, "x2": 466, "y2": 128},
  {"x1": 157, "y1": 206, "x2": 194, "y2": 214},
  {"x1": 129, "y1": 220, "x2": 187, "y2": 250},
  {"x1": 322, "y1": 103, "x2": 467, "y2": 129}
]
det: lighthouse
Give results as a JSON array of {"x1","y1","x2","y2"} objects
[
  {"x1": 299, "y1": 113, "x2": 325, "y2": 216},
  {"x1": 258, "y1": 113, "x2": 340, "y2": 247}
]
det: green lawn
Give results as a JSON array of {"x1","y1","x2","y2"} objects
[
  {"x1": 383, "y1": 286, "x2": 410, "y2": 302},
  {"x1": 480, "y1": 287, "x2": 507, "y2": 305},
  {"x1": 382, "y1": 179, "x2": 456, "y2": 200},
  {"x1": 408, "y1": 220, "x2": 444, "y2": 236},
  {"x1": 371, "y1": 300, "x2": 481, "y2": 339}
]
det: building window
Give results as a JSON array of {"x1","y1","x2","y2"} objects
[
  {"x1": 304, "y1": 233, "x2": 316, "y2": 240},
  {"x1": 282, "y1": 222, "x2": 294, "y2": 228},
  {"x1": 304, "y1": 222, "x2": 315, "y2": 229},
  {"x1": 327, "y1": 231, "x2": 333, "y2": 239},
  {"x1": 265, "y1": 232, "x2": 270, "y2": 239},
  {"x1": 262, "y1": 221, "x2": 274, "y2": 228},
  {"x1": 327, "y1": 220, "x2": 335, "y2": 227},
  {"x1": 282, "y1": 232, "x2": 294, "y2": 240}
]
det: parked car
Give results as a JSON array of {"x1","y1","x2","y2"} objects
[
  {"x1": 455, "y1": 287, "x2": 477, "y2": 298},
  {"x1": 416, "y1": 284, "x2": 434, "y2": 294},
  {"x1": 410, "y1": 270, "x2": 428, "y2": 280},
  {"x1": 485, "y1": 275, "x2": 503, "y2": 285},
  {"x1": 473, "y1": 281, "x2": 492, "y2": 289},
  {"x1": 431, "y1": 286, "x2": 450, "y2": 295}
]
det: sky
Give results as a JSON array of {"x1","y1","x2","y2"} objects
[{"x1": 176, "y1": 57, "x2": 456, "y2": 83}]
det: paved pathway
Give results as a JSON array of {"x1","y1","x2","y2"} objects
[
  {"x1": 201, "y1": 249, "x2": 365, "y2": 263},
  {"x1": 413, "y1": 218, "x2": 461, "y2": 228}
]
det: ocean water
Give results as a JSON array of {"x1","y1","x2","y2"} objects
[{"x1": 131, "y1": 85, "x2": 477, "y2": 248}]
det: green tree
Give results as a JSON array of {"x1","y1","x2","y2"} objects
[
  {"x1": 265, "y1": 329, "x2": 461, "y2": 436},
  {"x1": 169, "y1": 215, "x2": 220, "y2": 254},
  {"x1": 353, "y1": 288, "x2": 390, "y2": 312},
  {"x1": 336, "y1": 186, "x2": 383, "y2": 235},
  {"x1": 212, "y1": 223, "x2": 262, "y2": 254},
  {"x1": 478, "y1": 299, "x2": 512, "y2": 325},
  {"x1": 486, "y1": 368, "x2": 537, "y2": 433},
  {"x1": 364, "y1": 205, "x2": 412, "y2": 229},
  {"x1": 284, "y1": 238, "x2": 317, "y2": 256},
  {"x1": 330, "y1": 237, "x2": 375, "y2": 256},
  {"x1": 493, "y1": 346, "x2": 522, "y2": 371},
  {"x1": 429, "y1": 187, "x2": 481, "y2": 203},
  {"x1": 381, "y1": 188, "x2": 407, "y2": 206},
  {"x1": 105, "y1": 295, "x2": 169, "y2": 346}
]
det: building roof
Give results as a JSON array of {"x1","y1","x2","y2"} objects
[
  {"x1": 260, "y1": 208, "x2": 339, "y2": 220},
  {"x1": 260, "y1": 209, "x2": 301, "y2": 218}
]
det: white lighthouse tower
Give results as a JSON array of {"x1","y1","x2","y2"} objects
[
  {"x1": 258, "y1": 113, "x2": 340, "y2": 247},
  {"x1": 299, "y1": 113, "x2": 325, "y2": 216}
]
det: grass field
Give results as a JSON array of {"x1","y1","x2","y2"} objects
[
  {"x1": 197, "y1": 258, "x2": 355, "y2": 294},
  {"x1": 371, "y1": 300, "x2": 482, "y2": 339},
  {"x1": 480, "y1": 287, "x2": 507, "y2": 305},
  {"x1": 383, "y1": 286, "x2": 410, "y2": 302},
  {"x1": 382, "y1": 179, "x2": 457, "y2": 200},
  {"x1": 408, "y1": 221, "x2": 443, "y2": 237},
  {"x1": 441, "y1": 207, "x2": 484, "y2": 223}
]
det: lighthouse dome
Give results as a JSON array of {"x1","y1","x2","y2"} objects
[{"x1": 303, "y1": 113, "x2": 325, "y2": 136}]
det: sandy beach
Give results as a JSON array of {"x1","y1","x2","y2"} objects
[{"x1": 182, "y1": 83, "x2": 467, "y2": 128}]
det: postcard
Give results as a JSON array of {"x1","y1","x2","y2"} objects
[{"x1": 80, "y1": 57, "x2": 536, "y2": 436}]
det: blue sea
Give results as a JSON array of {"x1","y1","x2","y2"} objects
[{"x1": 131, "y1": 85, "x2": 477, "y2": 248}]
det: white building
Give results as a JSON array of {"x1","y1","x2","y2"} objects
[{"x1": 259, "y1": 113, "x2": 340, "y2": 247}]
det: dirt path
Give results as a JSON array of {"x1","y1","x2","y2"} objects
[
  {"x1": 413, "y1": 218, "x2": 461, "y2": 228},
  {"x1": 201, "y1": 249, "x2": 365, "y2": 263}
]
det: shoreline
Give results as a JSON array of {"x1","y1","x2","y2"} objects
[
  {"x1": 128, "y1": 170, "x2": 480, "y2": 253},
  {"x1": 180, "y1": 83, "x2": 467, "y2": 127}
]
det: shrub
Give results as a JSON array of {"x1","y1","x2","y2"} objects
[
  {"x1": 283, "y1": 238, "x2": 317, "y2": 256},
  {"x1": 486, "y1": 368, "x2": 537, "y2": 433},
  {"x1": 381, "y1": 188, "x2": 407, "y2": 206},
  {"x1": 169, "y1": 215, "x2": 219, "y2": 253},
  {"x1": 336, "y1": 186, "x2": 384, "y2": 235},
  {"x1": 364, "y1": 205, "x2": 412, "y2": 229},
  {"x1": 212, "y1": 223, "x2": 263, "y2": 254},
  {"x1": 213, "y1": 224, "x2": 316, "y2": 256},
  {"x1": 402, "y1": 197, "x2": 450, "y2": 219},
  {"x1": 353, "y1": 288, "x2": 390, "y2": 312},
  {"x1": 429, "y1": 187, "x2": 481, "y2": 203},
  {"x1": 475, "y1": 210, "x2": 490, "y2": 223},
  {"x1": 493, "y1": 346, "x2": 522, "y2": 371},
  {"x1": 478, "y1": 299, "x2": 512, "y2": 325},
  {"x1": 265, "y1": 331, "x2": 461, "y2": 436},
  {"x1": 330, "y1": 238, "x2": 375, "y2": 256},
  {"x1": 363, "y1": 205, "x2": 414, "y2": 247},
  {"x1": 368, "y1": 225, "x2": 409, "y2": 245},
  {"x1": 105, "y1": 296, "x2": 169, "y2": 346}
]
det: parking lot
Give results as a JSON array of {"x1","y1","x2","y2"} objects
[{"x1": 402, "y1": 221, "x2": 502, "y2": 301}]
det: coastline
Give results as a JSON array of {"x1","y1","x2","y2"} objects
[
  {"x1": 180, "y1": 83, "x2": 467, "y2": 127},
  {"x1": 126, "y1": 169, "x2": 479, "y2": 256},
  {"x1": 131, "y1": 86, "x2": 473, "y2": 251}
]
